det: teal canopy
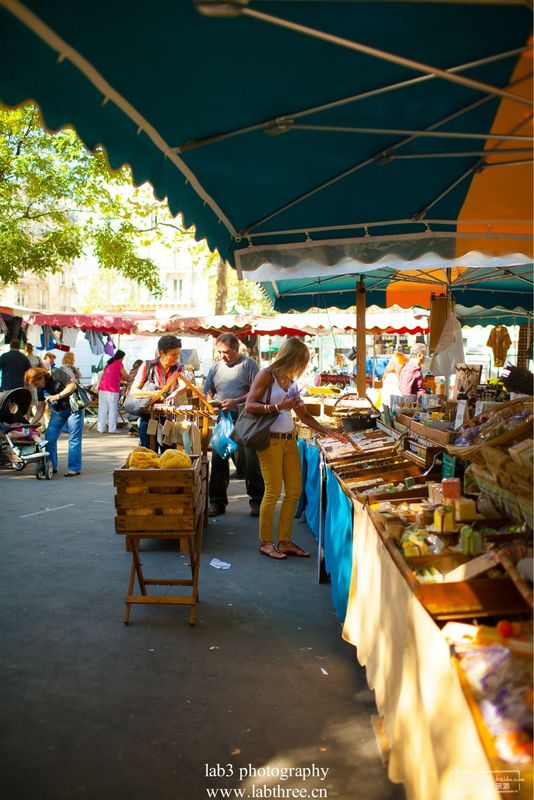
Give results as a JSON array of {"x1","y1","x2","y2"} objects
[
  {"x1": 1, "y1": 0, "x2": 531, "y2": 283},
  {"x1": 259, "y1": 263, "x2": 534, "y2": 312}
]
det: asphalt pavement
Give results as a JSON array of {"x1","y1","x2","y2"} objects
[{"x1": 0, "y1": 428, "x2": 404, "y2": 800}]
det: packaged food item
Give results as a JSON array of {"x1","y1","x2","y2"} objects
[
  {"x1": 416, "y1": 566, "x2": 444, "y2": 584},
  {"x1": 426, "y1": 533, "x2": 446, "y2": 555},
  {"x1": 458, "y1": 525, "x2": 483, "y2": 556},
  {"x1": 381, "y1": 513, "x2": 404, "y2": 540},
  {"x1": 401, "y1": 531, "x2": 429, "y2": 556},
  {"x1": 441, "y1": 477, "x2": 461, "y2": 500},
  {"x1": 455, "y1": 497, "x2": 477, "y2": 521},
  {"x1": 433, "y1": 505, "x2": 456, "y2": 532},
  {"x1": 427, "y1": 482, "x2": 442, "y2": 504},
  {"x1": 459, "y1": 646, "x2": 510, "y2": 695}
]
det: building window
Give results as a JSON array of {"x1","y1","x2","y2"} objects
[
  {"x1": 16, "y1": 290, "x2": 26, "y2": 307},
  {"x1": 170, "y1": 278, "x2": 183, "y2": 301}
]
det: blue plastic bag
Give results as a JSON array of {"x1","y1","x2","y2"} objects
[{"x1": 211, "y1": 410, "x2": 238, "y2": 460}]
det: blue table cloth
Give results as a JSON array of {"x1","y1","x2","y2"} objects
[{"x1": 324, "y1": 467, "x2": 354, "y2": 623}]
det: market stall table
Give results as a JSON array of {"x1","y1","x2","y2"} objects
[{"x1": 342, "y1": 501, "x2": 503, "y2": 800}]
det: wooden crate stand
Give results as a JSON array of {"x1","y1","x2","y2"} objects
[{"x1": 113, "y1": 455, "x2": 207, "y2": 625}]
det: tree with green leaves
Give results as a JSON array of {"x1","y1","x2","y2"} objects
[{"x1": 0, "y1": 104, "x2": 201, "y2": 296}]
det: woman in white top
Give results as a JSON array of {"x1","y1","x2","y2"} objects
[
  {"x1": 379, "y1": 351, "x2": 408, "y2": 410},
  {"x1": 246, "y1": 337, "x2": 346, "y2": 560}
]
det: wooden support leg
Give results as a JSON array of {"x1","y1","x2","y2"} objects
[
  {"x1": 124, "y1": 538, "x2": 147, "y2": 625},
  {"x1": 192, "y1": 513, "x2": 204, "y2": 603}
]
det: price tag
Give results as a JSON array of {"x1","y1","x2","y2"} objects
[
  {"x1": 442, "y1": 453, "x2": 457, "y2": 479},
  {"x1": 454, "y1": 398, "x2": 468, "y2": 429}
]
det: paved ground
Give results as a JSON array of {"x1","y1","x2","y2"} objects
[{"x1": 0, "y1": 428, "x2": 404, "y2": 800}]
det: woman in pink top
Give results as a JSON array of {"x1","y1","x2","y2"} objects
[{"x1": 97, "y1": 350, "x2": 128, "y2": 433}]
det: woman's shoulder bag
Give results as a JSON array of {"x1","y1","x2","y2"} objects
[
  {"x1": 231, "y1": 370, "x2": 278, "y2": 451},
  {"x1": 68, "y1": 380, "x2": 93, "y2": 414}
]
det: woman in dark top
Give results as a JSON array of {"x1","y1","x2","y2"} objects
[{"x1": 25, "y1": 366, "x2": 84, "y2": 477}]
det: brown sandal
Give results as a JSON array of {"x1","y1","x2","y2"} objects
[
  {"x1": 259, "y1": 543, "x2": 287, "y2": 560},
  {"x1": 277, "y1": 542, "x2": 310, "y2": 558}
]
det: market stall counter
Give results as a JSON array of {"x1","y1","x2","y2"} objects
[
  {"x1": 298, "y1": 394, "x2": 533, "y2": 799},
  {"x1": 342, "y1": 500, "x2": 503, "y2": 800}
]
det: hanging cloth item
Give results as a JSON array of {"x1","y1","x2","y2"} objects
[
  {"x1": 26, "y1": 324, "x2": 43, "y2": 347},
  {"x1": 84, "y1": 330, "x2": 106, "y2": 355},
  {"x1": 0, "y1": 315, "x2": 9, "y2": 345},
  {"x1": 38, "y1": 325, "x2": 55, "y2": 350},
  {"x1": 104, "y1": 334, "x2": 116, "y2": 357},
  {"x1": 429, "y1": 312, "x2": 465, "y2": 378},
  {"x1": 486, "y1": 326, "x2": 512, "y2": 367},
  {"x1": 61, "y1": 327, "x2": 79, "y2": 348}
]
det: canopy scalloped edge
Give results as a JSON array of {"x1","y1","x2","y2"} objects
[{"x1": 239, "y1": 235, "x2": 532, "y2": 281}]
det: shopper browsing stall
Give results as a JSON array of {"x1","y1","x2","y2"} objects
[
  {"x1": 61, "y1": 351, "x2": 82, "y2": 381},
  {"x1": 204, "y1": 333, "x2": 264, "y2": 517},
  {"x1": 399, "y1": 343, "x2": 428, "y2": 397},
  {"x1": 245, "y1": 337, "x2": 347, "y2": 560},
  {"x1": 26, "y1": 366, "x2": 84, "y2": 477},
  {"x1": 380, "y1": 351, "x2": 408, "y2": 409},
  {"x1": 128, "y1": 335, "x2": 183, "y2": 448}
]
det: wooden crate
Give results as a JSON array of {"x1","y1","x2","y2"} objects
[
  {"x1": 113, "y1": 456, "x2": 208, "y2": 625},
  {"x1": 369, "y1": 509, "x2": 531, "y2": 621},
  {"x1": 114, "y1": 455, "x2": 205, "y2": 536},
  {"x1": 410, "y1": 418, "x2": 454, "y2": 445}
]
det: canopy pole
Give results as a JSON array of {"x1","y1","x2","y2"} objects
[
  {"x1": 372, "y1": 335, "x2": 377, "y2": 389},
  {"x1": 356, "y1": 277, "x2": 366, "y2": 397},
  {"x1": 242, "y1": 7, "x2": 532, "y2": 108}
]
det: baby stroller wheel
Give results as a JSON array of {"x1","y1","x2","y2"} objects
[
  {"x1": 36, "y1": 458, "x2": 53, "y2": 480},
  {"x1": 13, "y1": 461, "x2": 25, "y2": 471}
]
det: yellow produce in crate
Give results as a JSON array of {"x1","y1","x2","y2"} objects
[
  {"x1": 128, "y1": 447, "x2": 160, "y2": 469},
  {"x1": 159, "y1": 449, "x2": 192, "y2": 469}
]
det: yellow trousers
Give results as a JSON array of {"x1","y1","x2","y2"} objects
[{"x1": 257, "y1": 438, "x2": 302, "y2": 544}]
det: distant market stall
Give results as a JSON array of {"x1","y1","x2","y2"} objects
[{"x1": 131, "y1": 307, "x2": 430, "y2": 337}]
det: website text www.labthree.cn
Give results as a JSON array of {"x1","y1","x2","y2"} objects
[{"x1": 204, "y1": 763, "x2": 329, "y2": 799}]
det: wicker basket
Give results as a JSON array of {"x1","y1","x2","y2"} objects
[
  {"x1": 470, "y1": 463, "x2": 533, "y2": 528},
  {"x1": 446, "y1": 397, "x2": 533, "y2": 465},
  {"x1": 332, "y1": 393, "x2": 380, "y2": 433}
]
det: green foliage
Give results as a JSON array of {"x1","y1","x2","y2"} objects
[
  {"x1": 206, "y1": 256, "x2": 272, "y2": 315},
  {"x1": 0, "y1": 104, "x2": 206, "y2": 296}
]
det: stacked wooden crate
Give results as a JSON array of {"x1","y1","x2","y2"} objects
[{"x1": 113, "y1": 455, "x2": 208, "y2": 625}]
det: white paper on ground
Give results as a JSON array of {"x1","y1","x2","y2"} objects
[{"x1": 210, "y1": 558, "x2": 231, "y2": 570}]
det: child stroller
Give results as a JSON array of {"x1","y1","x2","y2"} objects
[{"x1": 0, "y1": 388, "x2": 53, "y2": 479}]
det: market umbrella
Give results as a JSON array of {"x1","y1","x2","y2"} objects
[
  {"x1": 0, "y1": 0, "x2": 531, "y2": 271},
  {"x1": 256, "y1": 262, "x2": 534, "y2": 312}
]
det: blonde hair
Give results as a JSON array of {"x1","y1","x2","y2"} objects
[
  {"x1": 270, "y1": 337, "x2": 310, "y2": 381},
  {"x1": 62, "y1": 352, "x2": 75, "y2": 367},
  {"x1": 383, "y1": 352, "x2": 408, "y2": 378}
]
